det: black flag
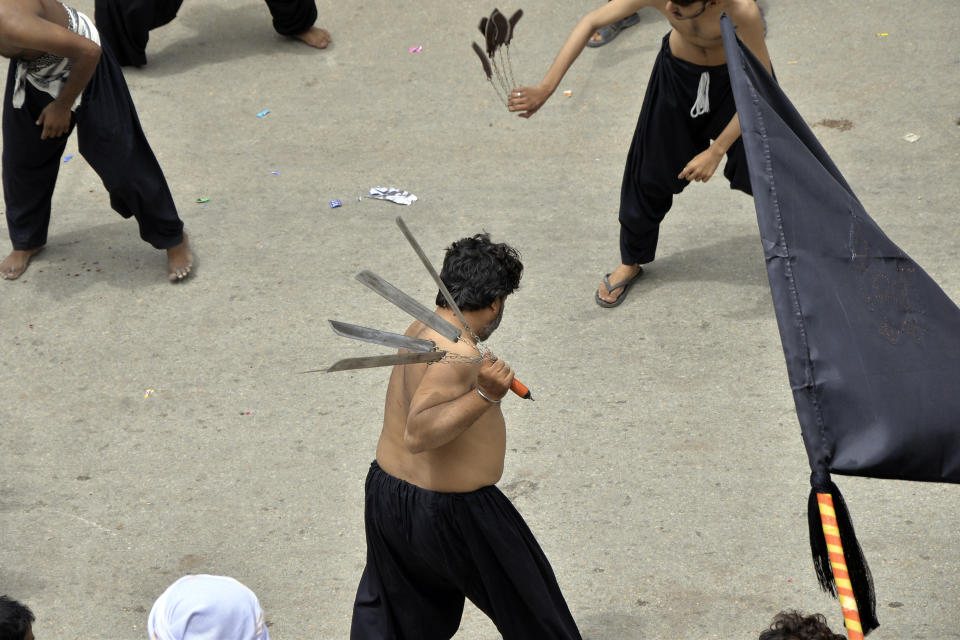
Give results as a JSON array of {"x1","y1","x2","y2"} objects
[{"x1": 721, "y1": 14, "x2": 960, "y2": 636}]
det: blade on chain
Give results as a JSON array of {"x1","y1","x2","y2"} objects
[
  {"x1": 355, "y1": 270, "x2": 462, "y2": 344},
  {"x1": 309, "y1": 351, "x2": 446, "y2": 374},
  {"x1": 329, "y1": 320, "x2": 437, "y2": 353},
  {"x1": 394, "y1": 216, "x2": 477, "y2": 346}
]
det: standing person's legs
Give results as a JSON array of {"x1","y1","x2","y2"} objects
[
  {"x1": 94, "y1": 0, "x2": 184, "y2": 67},
  {"x1": 351, "y1": 463, "x2": 466, "y2": 640},
  {"x1": 598, "y1": 44, "x2": 705, "y2": 306},
  {"x1": 75, "y1": 45, "x2": 192, "y2": 280},
  {"x1": 453, "y1": 486, "x2": 582, "y2": 640},
  {"x1": 1, "y1": 65, "x2": 74, "y2": 280},
  {"x1": 262, "y1": 0, "x2": 330, "y2": 49},
  {"x1": 353, "y1": 464, "x2": 580, "y2": 639}
]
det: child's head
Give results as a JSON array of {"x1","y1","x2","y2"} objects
[
  {"x1": 759, "y1": 611, "x2": 845, "y2": 640},
  {"x1": 666, "y1": 1, "x2": 713, "y2": 20},
  {"x1": 0, "y1": 596, "x2": 35, "y2": 640}
]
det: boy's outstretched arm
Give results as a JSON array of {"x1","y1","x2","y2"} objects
[{"x1": 508, "y1": 0, "x2": 651, "y2": 118}]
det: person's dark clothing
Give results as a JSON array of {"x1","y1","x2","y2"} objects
[
  {"x1": 2, "y1": 44, "x2": 183, "y2": 250},
  {"x1": 94, "y1": 0, "x2": 319, "y2": 67},
  {"x1": 618, "y1": 32, "x2": 753, "y2": 265},
  {"x1": 351, "y1": 461, "x2": 582, "y2": 640}
]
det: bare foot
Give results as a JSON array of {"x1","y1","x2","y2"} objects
[
  {"x1": 1, "y1": 247, "x2": 43, "y2": 280},
  {"x1": 293, "y1": 26, "x2": 330, "y2": 49},
  {"x1": 167, "y1": 234, "x2": 193, "y2": 282},
  {"x1": 597, "y1": 263, "x2": 641, "y2": 305}
]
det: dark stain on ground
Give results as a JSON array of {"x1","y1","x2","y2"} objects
[
  {"x1": 813, "y1": 118, "x2": 855, "y2": 131},
  {"x1": 500, "y1": 479, "x2": 539, "y2": 500},
  {"x1": 178, "y1": 554, "x2": 206, "y2": 572}
]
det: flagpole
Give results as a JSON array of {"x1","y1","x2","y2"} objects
[{"x1": 817, "y1": 493, "x2": 865, "y2": 640}]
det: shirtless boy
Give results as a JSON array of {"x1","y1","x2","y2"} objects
[
  {"x1": 0, "y1": 0, "x2": 192, "y2": 281},
  {"x1": 351, "y1": 234, "x2": 581, "y2": 639},
  {"x1": 510, "y1": 0, "x2": 771, "y2": 307}
]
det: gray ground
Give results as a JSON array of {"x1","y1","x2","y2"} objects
[{"x1": 2, "y1": 0, "x2": 959, "y2": 638}]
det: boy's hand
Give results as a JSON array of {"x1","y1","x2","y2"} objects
[
  {"x1": 678, "y1": 146, "x2": 724, "y2": 183},
  {"x1": 508, "y1": 85, "x2": 551, "y2": 119},
  {"x1": 36, "y1": 102, "x2": 72, "y2": 139}
]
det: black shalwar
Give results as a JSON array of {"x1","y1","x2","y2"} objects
[
  {"x1": 618, "y1": 32, "x2": 753, "y2": 266},
  {"x1": 350, "y1": 461, "x2": 582, "y2": 640},
  {"x1": 94, "y1": 0, "x2": 319, "y2": 67},
  {"x1": 2, "y1": 44, "x2": 183, "y2": 251}
]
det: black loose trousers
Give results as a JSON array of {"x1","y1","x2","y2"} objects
[
  {"x1": 618, "y1": 33, "x2": 753, "y2": 266},
  {"x1": 2, "y1": 45, "x2": 183, "y2": 251},
  {"x1": 351, "y1": 462, "x2": 581, "y2": 640},
  {"x1": 94, "y1": 0, "x2": 319, "y2": 67}
]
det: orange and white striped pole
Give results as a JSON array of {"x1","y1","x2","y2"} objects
[{"x1": 817, "y1": 492, "x2": 864, "y2": 640}]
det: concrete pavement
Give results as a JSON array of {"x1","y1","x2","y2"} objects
[{"x1": 2, "y1": 1, "x2": 959, "y2": 637}]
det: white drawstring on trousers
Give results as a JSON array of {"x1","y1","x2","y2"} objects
[{"x1": 690, "y1": 71, "x2": 710, "y2": 118}]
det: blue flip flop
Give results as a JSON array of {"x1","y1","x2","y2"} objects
[
  {"x1": 586, "y1": 12, "x2": 641, "y2": 48},
  {"x1": 594, "y1": 268, "x2": 643, "y2": 308}
]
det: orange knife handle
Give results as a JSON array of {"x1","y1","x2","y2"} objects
[{"x1": 510, "y1": 378, "x2": 533, "y2": 400}]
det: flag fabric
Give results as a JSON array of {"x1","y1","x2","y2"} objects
[
  {"x1": 720, "y1": 14, "x2": 960, "y2": 635},
  {"x1": 719, "y1": 15, "x2": 960, "y2": 486}
]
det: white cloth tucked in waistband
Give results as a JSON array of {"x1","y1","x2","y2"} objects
[{"x1": 12, "y1": 3, "x2": 100, "y2": 110}]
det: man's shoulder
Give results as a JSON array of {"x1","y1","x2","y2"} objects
[
  {"x1": 0, "y1": 0, "x2": 42, "y2": 34},
  {"x1": 725, "y1": 0, "x2": 763, "y2": 22},
  {"x1": 0, "y1": 0, "x2": 40, "y2": 18}
]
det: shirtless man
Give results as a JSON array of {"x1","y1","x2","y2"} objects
[
  {"x1": 350, "y1": 234, "x2": 581, "y2": 639},
  {"x1": 510, "y1": 0, "x2": 771, "y2": 307},
  {"x1": 0, "y1": 0, "x2": 192, "y2": 281}
]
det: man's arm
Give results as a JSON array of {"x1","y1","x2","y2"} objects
[
  {"x1": 0, "y1": 7, "x2": 100, "y2": 138},
  {"x1": 402, "y1": 352, "x2": 514, "y2": 454},
  {"x1": 508, "y1": 0, "x2": 654, "y2": 118},
  {"x1": 678, "y1": 0, "x2": 771, "y2": 182}
]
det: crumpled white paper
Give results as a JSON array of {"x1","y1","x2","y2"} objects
[{"x1": 367, "y1": 186, "x2": 418, "y2": 206}]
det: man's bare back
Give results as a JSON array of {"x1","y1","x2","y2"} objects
[{"x1": 375, "y1": 308, "x2": 513, "y2": 493}]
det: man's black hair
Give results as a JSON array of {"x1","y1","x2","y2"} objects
[
  {"x1": 435, "y1": 233, "x2": 523, "y2": 311},
  {"x1": 0, "y1": 596, "x2": 34, "y2": 640},
  {"x1": 759, "y1": 611, "x2": 845, "y2": 640}
]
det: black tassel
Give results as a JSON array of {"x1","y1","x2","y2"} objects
[
  {"x1": 491, "y1": 9, "x2": 509, "y2": 48},
  {"x1": 508, "y1": 9, "x2": 523, "y2": 33},
  {"x1": 484, "y1": 13, "x2": 498, "y2": 58},
  {"x1": 478, "y1": 17, "x2": 488, "y2": 37},
  {"x1": 471, "y1": 42, "x2": 493, "y2": 80},
  {"x1": 808, "y1": 482, "x2": 880, "y2": 635},
  {"x1": 504, "y1": 9, "x2": 522, "y2": 46}
]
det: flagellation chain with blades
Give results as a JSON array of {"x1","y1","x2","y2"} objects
[
  {"x1": 309, "y1": 217, "x2": 532, "y2": 400},
  {"x1": 471, "y1": 8, "x2": 523, "y2": 107}
]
